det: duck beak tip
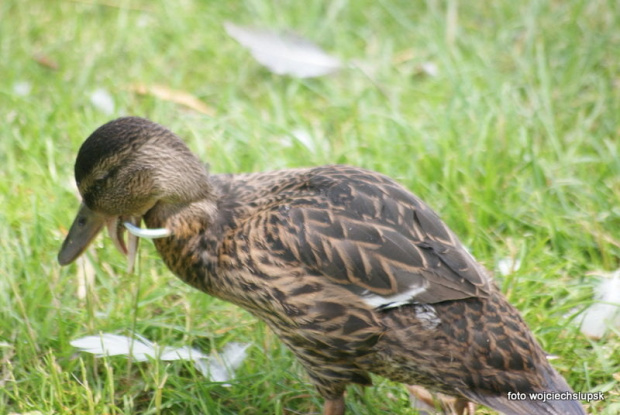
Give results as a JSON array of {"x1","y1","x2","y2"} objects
[{"x1": 58, "y1": 203, "x2": 105, "y2": 266}]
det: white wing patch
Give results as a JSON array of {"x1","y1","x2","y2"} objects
[
  {"x1": 361, "y1": 288, "x2": 441, "y2": 330},
  {"x1": 361, "y1": 285, "x2": 427, "y2": 309}
]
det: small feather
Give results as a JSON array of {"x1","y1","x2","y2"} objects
[
  {"x1": 70, "y1": 333, "x2": 156, "y2": 361},
  {"x1": 224, "y1": 22, "x2": 342, "y2": 78},
  {"x1": 71, "y1": 333, "x2": 249, "y2": 383},
  {"x1": 580, "y1": 271, "x2": 620, "y2": 339},
  {"x1": 13, "y1": 81, "x2": 32, "y2": 97},
  {"x1": 291, "y1": 129, "x2": 316, "y2": 152},
  {"x1": 123, "y1": 221, "x2": 171, "y2": 239},
  {"x1": 497, "y1": 257, "x2": 521, "y2": 276},
  {"x1": 159, "y1": 345, "x2": 210, "y2": 361},
  {"x1": 417, "y1": 62, "x2": 439, "y2": 77},
  {"x1": 194, "y1": 342, "x2": 250, "y2": 384},
  {"x1": 90, "y1": 88, "x2": 115, "y2": 115}
]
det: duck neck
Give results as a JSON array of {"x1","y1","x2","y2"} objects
[{"x1": 143, "y1": 196, "x2": 220, "y2": 292}]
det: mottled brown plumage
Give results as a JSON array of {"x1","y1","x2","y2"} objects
[{"x1": 59, "y1": 117, "x2": 586, "y2": 415}]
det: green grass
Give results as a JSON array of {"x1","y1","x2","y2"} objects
[{"x1": 1, "y1": 0, "x2": 619, "y2": 413}]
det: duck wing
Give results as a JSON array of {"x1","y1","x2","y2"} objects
[{"x1": 269, "y1": 166, "x2": 492, "y2": 308}]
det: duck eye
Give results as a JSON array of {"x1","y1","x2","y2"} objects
[
  {"x1": 92, "y1": 167, "x2": 117, "y2": 191},
  {"x1": 92, "y1": 177, "x2": 106, "y2": 193}
]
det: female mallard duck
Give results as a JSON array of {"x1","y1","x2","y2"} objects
[{"x1": 58, "y1": 117, "x2": 586, "y2": 415}]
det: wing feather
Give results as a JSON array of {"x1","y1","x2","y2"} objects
[{"x1": 266, "y1": 167, "x2": 492, "y2": 307}]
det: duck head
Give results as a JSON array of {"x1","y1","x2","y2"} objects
[{"x1": 58, "y1": 116, "x2": 213, "y2": 271}]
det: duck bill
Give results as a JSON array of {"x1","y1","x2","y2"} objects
[
  {"x1": 58, "y1": 203, "x2": 107, "y2": 265},
  {"x1": 108, "y1": 215, "x2": 141, "y2": 273},
  {"x1": 58, "y1": 203, "x2": 142, "y2": 273}
]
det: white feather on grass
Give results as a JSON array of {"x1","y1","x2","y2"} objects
[
  {"x1": 194, "y1": 342, "x2": 251, "y2": 384},
  {"x1": 224, "y1": 22, "x2": 342, "y2": 78},
  {"x1": 496, "y1": 257, "x2": 522, "y2": 276},
  {"x1": 579, "y1": 270, "x2": 620, "y2": 339},
  {"x1": 90, "y1": 88, "x2": 115, "y2": 115},
  {"x1": 13, "y1": 81, "x2": 32, "y2": 97},
  {"x1": 71, "y1": 333, "x2": 249, "y2": 384}
]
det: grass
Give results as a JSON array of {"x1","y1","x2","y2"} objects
[{"x1": 1, "y1": 0, "x2": 619, "y2": 413}]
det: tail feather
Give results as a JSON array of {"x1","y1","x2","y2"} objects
[{"x1": 461, "y1": 369, "x2": 587, "y2": 415}]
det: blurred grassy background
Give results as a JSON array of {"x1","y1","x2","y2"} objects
[{"x1": 0, "y1": 0, "x2": 618, "y2": 413}]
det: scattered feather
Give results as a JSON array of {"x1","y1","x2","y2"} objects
[
  {"x1": 71, "y1": 333, "x2": 161, "y2": 361},
  {"x1": 13, "y1": 81, "x2": 32, "y2": 97},
  {"x1": 71, "y1": 333, "x2": 249, "y2": 384},
  {"x1": 418, "y1": 62, "x2": 439, "y2": 77},
  {"x1": 129, "y1": 83, "x2": 215, "y2": 116},
  {"x1": 224, "y1": 22, "x2": 342, "y2": 78},
  {"x1": 158, "y1": 345, "x2": 210, "y2": 361},
  {"x1": 496, "y1": 257, "x2": 521, "y2": 276},
  {"x1": 90, "y1": 88, "x2": 115, "y2": 115},
  {"x1": 290, "y1": 129, "x2": 315, "y2": 152},
  {"x1": 579, "y1": 270, "x2": 620, "y2": 339},
  {"x1": 194, "y1": 342, "x2": 250, "y2": 385}
]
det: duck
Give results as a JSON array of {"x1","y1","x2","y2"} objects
[{"x1": 58, "y1": 116, "x2": 586, "y2": 415}]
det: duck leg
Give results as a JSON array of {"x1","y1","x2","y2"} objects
[{"x1": 323, "y1": 396, "x2": 345, "y2": 415}]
